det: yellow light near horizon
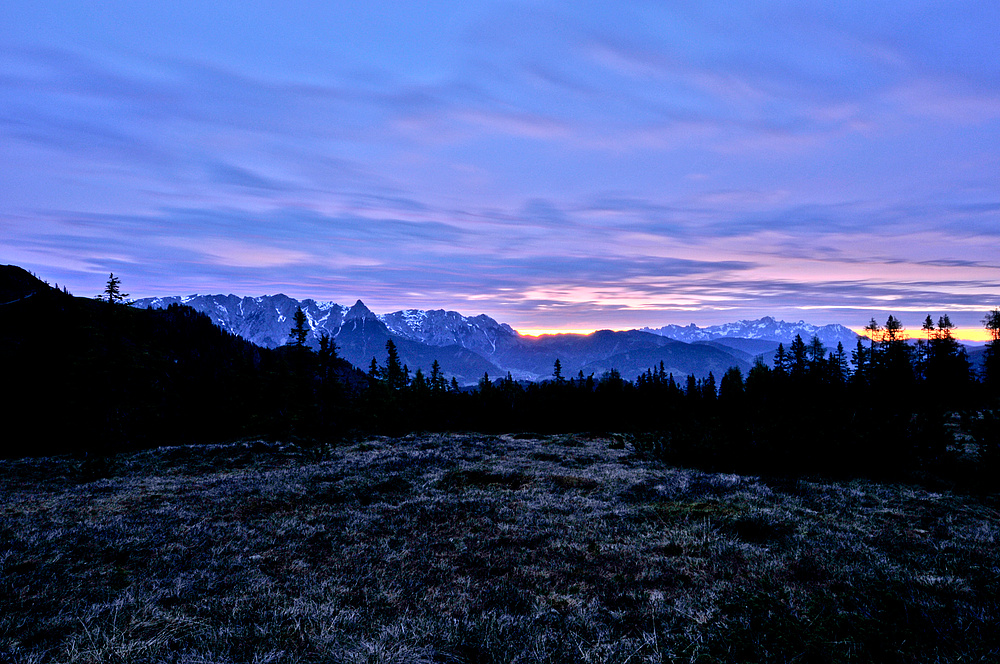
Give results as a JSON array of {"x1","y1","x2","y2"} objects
[
  {"x1": 849, "y1": 327, "x2": 994, "y2": 343},
  {"x1": 517, "y1": 328, "x2": 624, "y2": 337}
]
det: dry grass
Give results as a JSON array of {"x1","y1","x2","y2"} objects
[{"x1": 2, "y1": 433, "x2": 999, "y2": 663}]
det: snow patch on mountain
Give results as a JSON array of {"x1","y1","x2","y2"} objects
[
  {"x1": 377, "y1": 308, "x2": 518, "y2": 358},
  {"x1": 642, "y1": 316, "x2": 860, "y2": 349}
]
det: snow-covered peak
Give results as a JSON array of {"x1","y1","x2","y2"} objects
[
  {"x1": 642, "y1": 317, "x2": 860, "y2": 348},
  {"x1": 313, "y1": 300, "x2": 341, "y2": 312},
  {"x1": 378, "y1": 307, "x2": 518, "y2": 355},
  {"x1": 378, "y1": 308, "x2": 428, "y2": 330}
]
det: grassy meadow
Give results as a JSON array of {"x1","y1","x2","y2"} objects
[{"x1": 2, "y1": 433, "x2": 999, "y2": 663}]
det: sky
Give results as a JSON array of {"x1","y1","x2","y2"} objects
[{"x1": 2, "y1": 2, "x2": 999, "y2": 337}]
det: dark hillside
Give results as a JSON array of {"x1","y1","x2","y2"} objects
[
  {"x1": 0, "y1": 265, "x2": 54, "y2": 303},
  {"x1": 0, "y1": 268, "x2": 253, "y2": 455},
  {"x1": 0, "y1": 267, "x2": 358, "y2": 457}
]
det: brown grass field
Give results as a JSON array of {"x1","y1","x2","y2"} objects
[{"x1": 2, "y1": 433, "x2": 999, "y2": 663}]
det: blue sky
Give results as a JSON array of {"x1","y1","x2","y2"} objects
[{"x1": 3, "y1": 1, "x2": 999, "y2": 334}]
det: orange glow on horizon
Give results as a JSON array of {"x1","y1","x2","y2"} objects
[
  {"x1": 519, "y1": 326, "x2": 996, "y2": 341},
  {"x1": 517, "y1": 328, "x2": 627, "y2": 337}
]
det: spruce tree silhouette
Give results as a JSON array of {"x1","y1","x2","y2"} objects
[
  {"x1": 98, "y1": 273, "x2": 129, "y2": 305},
  {"x1": 289, "y1": 307, "x2": 309, "y2": 347},
  {"x1": 383, "y1": 340, "x2": 407, "y2": 390}
]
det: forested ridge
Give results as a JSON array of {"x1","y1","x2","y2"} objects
[
  {"x1": 0, "y1": 266, "x2": 362, "y2": 455},
  {"x1": 3, "y1": 266, "x2": 999, "y2": 488}
]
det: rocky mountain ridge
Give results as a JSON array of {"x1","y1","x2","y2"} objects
[
  {"x1": 641, "y1": 316, "x2": 860, "y2": 350},
  {"x1": 134, "y1": 294, "x2": 861, "y2": 384}
]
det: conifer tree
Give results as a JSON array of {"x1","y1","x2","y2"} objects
[
  {"x1": 98, "y1": 273, "x2": 130, "y2": 305},
  {"x1": 884, "y1": 315, "x2": 905, "y2": 343},
  {"x1": 922, "y1": 315, "x2": 935, "y2": 340},
  {"x1": 383, "y1": 340, "x2": 407, "y2": 390},
  {"x1": 876, "y1": 315, "x2": 915, "y2": 396},
  {"x1": 922, "y1": 313, "x2": 970, "y2": 406},
  {"x1": 719, "y1": 366, "x2": 744, "y2": 402},
  {"x1": 318, "y1": 333, "x2": 338, "y2": 362},
  {"x1": 317, "y1": 333, "x2": 339, "y2": 392},
  {"x1": 830, "y1": 342, "x2": 849, "y2": 384},
  {"x1": 774, "y1": 343, "x2": 790, "y2": 376},
  {"x1": 851, "y1": 339, "x2": 870, "y2": 386},
  {"x1": 429, "y1": 359, "x2": 446, "y2": 392},
  {"x1": 702, "y1": 371, "x2": 717, "y2": 400},
  {"x1": 501, "y1": 372, "x2": 516, "y2": 390},
  {"x1": 916, "y1": 315, "x2": 935, "y2": 371},
  {"x1": 289, "y1": 307, "x2": 309, "y2": 347},
  {"x1": 411, "y1": 368, "x2": 428, "y2": 392},
  {"x1": 864, "y1": 317, "x2": 882, "y2": 345},
  {"x1": 807, "y1": 335, "x2": 825, "y2": 364},
  {"x1": 789, "y1": 335, "x2": 808, "y2": 377},
  {"x1": 985, "y1": 309, "x2": 1000, "y2": 342},
  {"x1": 744, "y1": 358, "x2": 772, "y2": 407}
]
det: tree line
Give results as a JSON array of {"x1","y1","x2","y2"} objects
[
  {"x1": 303, "y1": 309, "x2": 1000, "y2": 486},
  {"x1": 266, "y1": 303, "x2": 1000, "y2": 481}
]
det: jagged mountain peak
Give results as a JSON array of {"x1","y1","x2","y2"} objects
[{"x1": 344, "y1": 299, "x2": 377, "y2": 321}]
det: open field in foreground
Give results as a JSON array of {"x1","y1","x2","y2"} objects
[{"x1": 2, "y1": 433, "x2": 999, "y2": 663}]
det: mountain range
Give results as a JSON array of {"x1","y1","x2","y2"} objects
[
  {"x1": 641, "y1": 317, "x2": 861, "y2": 349},
  {"x1": 134, "y1": 294, "x2": 862, "y2": 385}
]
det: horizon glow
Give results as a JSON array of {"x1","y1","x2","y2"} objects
[
  {"x1": 516, "y1": 328, "x2": 627, "y2": 337},
  {"x1": 2, "y1": 2, "x2": 999, "y2": 332},
  {"x1": 850, "y1": 327, "x2": 994, "y2": 344}
]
